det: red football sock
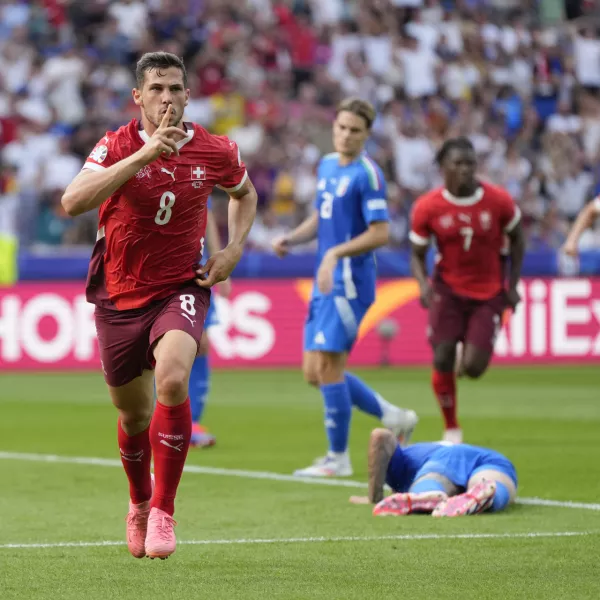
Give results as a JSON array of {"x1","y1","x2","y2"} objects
[
  {"x1": 150, "y1": 398, "x2": 192, "y2": 516},
  {"x1": 118, "y1": 421, "x2": 152, "y2": 505},
  {"x1": 432, "y1": 370, "x2": 459, "y2": 430}
]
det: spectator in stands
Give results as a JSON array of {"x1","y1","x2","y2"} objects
[{"x1": 0, "y1": 0, "x2": 598, "y2": 251}]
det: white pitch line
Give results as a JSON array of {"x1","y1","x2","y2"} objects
[
  {"x1": 1, "y1": 451, "x2": 599, "y2": 511},
  {"x1": 516, "y1": 497, "x2": 600, "y2": 511},
  {"x1": 1, "y1": 531, "x2": 597, "y2": 550}
]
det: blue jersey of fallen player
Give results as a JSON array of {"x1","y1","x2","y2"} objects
[
  {"x1": 385, "y1": 442, "x2": 518, "y2": 493},
  {"x1": 313, "y1": 152, "x2": 388, "y2": 305}
]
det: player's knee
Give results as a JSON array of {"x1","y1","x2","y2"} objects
[
  {"x1": 156, "y1": 369, "x2": 188, "y2": 402},
  {"x1": 433, "y1": 347, "x2": 455, "y2": 373},
  {"x1": 303, "y1": 360, "x2": 320, "y2": 387},
  {"x1": 462, "y1": 359, "x2": 486, "y2": 379},
  {"x1": 303, "y1": 368, "x2": 320, "y2": 387},
  {"x1": 316, "y1": 354, "x2": 345, "y2": 385},
  {"x1": 119, "y1": 408, "x2": 152, "y2": 434}
]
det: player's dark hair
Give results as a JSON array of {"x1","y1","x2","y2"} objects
[
  {"x1": 136, "y1": 52, "x2": 188, "y2": 88},
  {"x1": 336, "y1": 97, "x2": 376, "y2": 129},
  {"x1": 435, "y1": 137, "x2": 475, "y2": 166}
]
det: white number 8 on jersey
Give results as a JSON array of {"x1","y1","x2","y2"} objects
[{"x1": 155, "y1": 191, "x2": 176, "y2": 225}]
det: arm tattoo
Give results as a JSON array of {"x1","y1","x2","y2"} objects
[{"x1": 367, "y1": 433, "x2": 396, "y2": 504}]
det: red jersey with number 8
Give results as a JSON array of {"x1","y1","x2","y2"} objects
[
  {"x1": 83, "y1": 119, "x2": 247, "y2": 310},
  {"x1": 409, "y1": 182, "x2": 520, "y2": 300}
]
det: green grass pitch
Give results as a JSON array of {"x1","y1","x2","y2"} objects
[{"x1": 0, "y1": 366, "x2": 599, "y2": 600}]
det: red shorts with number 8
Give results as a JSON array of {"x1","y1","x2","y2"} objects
[{"x1": 95, "y1": 283, "x2": 210, "y2": 387}]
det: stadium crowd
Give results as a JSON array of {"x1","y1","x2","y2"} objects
[{"x1": 0, "y1": 0, "x2": 600, "y2": 252}]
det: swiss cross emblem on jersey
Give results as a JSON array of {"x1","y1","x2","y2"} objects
[
  {"x1": 439, "y1": 214, "x2": 453, "y2": 229},
  {"x1": 479, "y1": 210, "x2": 492, "y2": 230},
  {"x1": 191, "y1": 165, "x2": 206, "y2": 180}
]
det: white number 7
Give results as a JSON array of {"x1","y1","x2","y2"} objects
[{"x1": 460, "y1": 226, "x2": 473, "y2": 251}]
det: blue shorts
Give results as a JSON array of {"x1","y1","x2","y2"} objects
[
  {"x1": 204, "y1": 298, "x2": 218, "y2": 329},
  {"x1": 414, "y1": 445, "x2": 518, "y2": 490},
  {"x1": 303, "y1": 295, "x2": 371, "y2": 353}
]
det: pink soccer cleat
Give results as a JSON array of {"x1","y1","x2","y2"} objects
[
  {"x1": 432, "y1": 480, "x2": 496, "y2": 517},
  {"x1": 190, "y1": 423, "x2": 216, "y2": 448},
  {"x1": 373, "y1": 491, "x2": 448, "y2": 516},
  {"x1": 145, "y1": 507, "x2": 177, "y2": 559},
  {"x1": 126, "y1": 501, "x2": 151, "y2": 558},
  {"x1": 125, "y1": 473, "x2": 155, "y2": 559}
]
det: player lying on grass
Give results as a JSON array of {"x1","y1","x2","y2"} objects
[{"x1": 349, "y1": 428, "x2": 517, "y2": 517}]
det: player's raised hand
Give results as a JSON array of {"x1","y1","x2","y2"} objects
[
  {"x1": 272, "y1": 234, "x2": 290, "y2": 258},
  {"x1": 196, "y1": 246, "x2": 241, "y2": 289},
  {"x1": 140, "y1": 104, "x2": 187, "y2": 162},
  {"x1": 316, "y1": 251, "x2": 337, "y2": 295}
]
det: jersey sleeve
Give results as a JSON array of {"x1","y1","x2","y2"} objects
[
  {"x1": 83, "y1": 131, "x2": 123, "y2": 172},
  {"x1": 409, "y1": 196, "x2": 431, "y2": 246},
  {"x1": 216, "y1": 139, "x2": 248, "y2": 193},
  {"x1": 593, "y1": 196, "x2": 600, "y2": 214},
  {"x1": 359, "y1": 161, "x2": 389, "y2": 224},
  {"x1": 497, "y1": 189, "x2": 521, "y2": 233}
]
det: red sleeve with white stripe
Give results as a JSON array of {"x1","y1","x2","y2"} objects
[
  {"x1": 217, "y1": 139, "x2": 248, "y2": 193},
  {"x1": 409, "y1": 195, "x2": 431, "y2": 246},
  {"x1": 83, "y1": 131, "x2": 123, "y2": 172}
]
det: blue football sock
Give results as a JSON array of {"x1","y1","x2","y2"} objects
[
  {"x1": 320, "y1": 381, "x2": 352, "y2": 454},
  {"x1": 409, "y1": 478, "x2": 448, "y2": 495},
  {"x1": 344, "y1": 372, "x2": 383, "y2": 419},
  {"x1": 189, "y1": 355, "x2": 210, "y2": 424},
  {"x1": 490, "y1": 481, "x2": 511, "y2": 513}
]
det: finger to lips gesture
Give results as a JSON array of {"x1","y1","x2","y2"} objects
[{"x1": 146, "y1": 104, "x2": 187, "y2": 160}]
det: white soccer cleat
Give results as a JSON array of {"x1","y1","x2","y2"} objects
[
  {"x1": 383, "y1": 408, "x2": 419, "y2": 446},
  {"x1": 442, "y1": 428, "x2": 463, "y2": 444},
  {"x1": 293, "y1": 453, "x2": 353, "y2": 477}
]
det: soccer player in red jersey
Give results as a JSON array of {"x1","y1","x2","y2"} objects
[
  {"x1": 61, "y1": 52, "x2": 257, "y2": 559},
  {"x1": 409, "y1": 138, "x2": 525, "y2": 443}
]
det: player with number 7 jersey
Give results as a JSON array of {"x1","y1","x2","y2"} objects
[
  {"x1": 61, "y1": 52, "x2": 257, "y2": 560},
  {"x1": 409, "y1": 137, "x2": 525, "y2": 444}
]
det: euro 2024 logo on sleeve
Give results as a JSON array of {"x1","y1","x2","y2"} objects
[{"x1": 89, "y1": 145, "x2": 108, "y2": 164}]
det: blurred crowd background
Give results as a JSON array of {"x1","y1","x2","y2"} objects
[{"x1": 1, "y1": 0, "x2": 600, "y2": 254}]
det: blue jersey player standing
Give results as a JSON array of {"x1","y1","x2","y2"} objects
[
  {"x1": 272, "y1": 97, "x2": 418, "y2": 477},
  {"x1": 349, "y1": 428, "x2": 518, "y2": 517},
  {"x1": 189, "y1": 197, "x2": 232, "y2": 448}
]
